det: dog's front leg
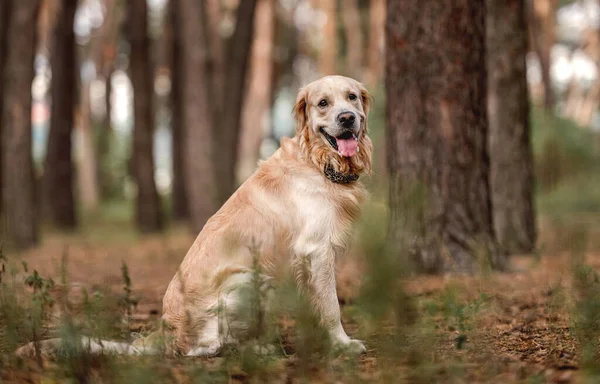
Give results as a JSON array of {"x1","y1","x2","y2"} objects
[{"x1": 296, "y1": 244, "x2": 366, "y2": 355}]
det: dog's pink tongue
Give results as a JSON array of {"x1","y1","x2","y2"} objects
[{"x1": 336, "y1": 137, "x2": 358, "y2": 157}]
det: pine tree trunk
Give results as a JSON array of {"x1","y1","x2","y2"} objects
[
  {"x1": 341, "y1": 0, "x2": 363, "y2": 79},
  {"x1": 75, "y1": 2, "x2": 107, "y2": 211},
  {"x1": 316, "y1": 0, "x2": 337, "y2": 76},
  {"x1": 77, "y1": 81, "x2": 100, "y2": 211},
  {"x1": 487, "y1": 0, "x2": 536, "y2": 254},
  {"x1": 238, "y1": 0, "x2": 274, "y2": 183},
  {"x1": 214, "y1": 0, "x2": 257, "y2": 205},
  {"x1": 43, "y1": 0, "x2": 78, "y2": 229},
  {"x1": 177, "y1": 0, "x2": 218, "y2": 233},
  {"x1": 270, "y1": 1, "x2": 298, "y2": 123},
  {"x1": 365, "y1": 0, "x2": 385, "y2": 87},
  {"x1": 128, "y1": 0, "x2": 163, "y2": 233},
  {"x1": 168, "y1": 0, "x2": 188, "y2": 220},
  {"x1": 98, "y1": 0, "x2": 120, "y2": 201},
  {"x1": 1, "y1": 0, "x2": 41, "y2": 249},
  {"x1": 528, "y1": 0, "x2": 556, "y2": 112},
  {"x1": 0, "y1": 0, "x2": 8, "y2": 219},
  {"x1": 76, "y1": 31, "x2": 101, "y2": 211},
  {"x1": 205, "y1": 0, "x2": 225, "y2": 124},
  {"x1": 97, "y1": 66, "x2": 113, "y2": 199},
  {"x1": 386, "y1": 0, "x2": 505, "y2": 274}
]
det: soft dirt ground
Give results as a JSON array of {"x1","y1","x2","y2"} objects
[{"x1": 3, "y1": 217, "x2": 600, "y2": 383}]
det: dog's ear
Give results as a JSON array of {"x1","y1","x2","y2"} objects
[
  {"x1": 293, "y1": 87, "x2": 308, "y2": 135},
  {"x1": 358, "y1": 83, "x2": 372, "y2": 132},
  {"x1": 359, "y1": 83, "x2": 373, "y2": 117}
]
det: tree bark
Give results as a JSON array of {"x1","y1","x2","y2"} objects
[
  {"x1": 341, "y1": 0, "x2": 363, "y2": 79},
  {"x1": 238, "y1": 0, "x2": 274, "y2": 183},
  {"x1": 97, "y1": 65, "x2": 114, "y2": 199},
  {"x1": 271, "y1": 1, "x2": 299, "y2": 101},
  {"x1": 316, "y1": 0, "x2": 337, "y2": 76},
  {"x1": 365, "y1": 0, "x2": 385, "y2": 87},
  {"x1": 97, "y1": 0, "x2": 120, "y2": 201},
  {"x1": 572, "y1": 28, "x2": 600, "y2": 127},
  {"x1": 386, "y1": 0, "x2": 504, "y2": 274},
  {"x1": 75, "y1": 1, "x2": 110, "y2": 211},
  {"x1": 0, "y1": 1, "x2": 9, "y2": 219},
  {"x1": 37, "y1": 0, "x2": 60, "y2": 55},
  {"x1": 43, "y1": 0, "x2": 78, "y2": 230},
  {"x1": 1, "y1": 0, "x2": 41, "y2": 249},
  {"x1": 487, "y1": 0, "x2": 536, "y2": 254},
  {"x1": 214, "y1": 0, "x2": 258, "y2": 205},
  {"x1": 177, "y1": 0, "x2": 218, "y2": 233},
  {"x1": 205, "y1": 0, "x2": 225, "y2": 124},
  {"x1": 77, "y1": 80, "x2": 100, "y2": 211},
  {"x1": 167, "y1": 0, "x2": 188, "y2": 220},
  {"x1": 127, "y1": 0, "x2": 163, "y2": 233},
  {"x1": 527, "y1": 0, "x2": 556, "y2": 112}
]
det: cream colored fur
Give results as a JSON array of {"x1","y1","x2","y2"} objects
[{"x1": 16, "y1": 75, "x2": 373, "y2": 358}]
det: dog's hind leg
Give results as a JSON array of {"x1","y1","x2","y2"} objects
[
  {"x1": 186, "y1": 315, "x2": 222, "y2": 357},
  {"x1": 187, "y1": 271, "x2": 275, "y2": 357}
]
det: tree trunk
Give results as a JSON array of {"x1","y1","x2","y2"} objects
[
  {"x1": 1, "y1": 0, "x2": 41, "y2": 249},
  {"x1": 214, "y1": 0, "x2": 258, "y2": 205},
  {"x1": 167, "y1": 0, "x2": 188, "y2": 220},
  {"x1": 528, "y1": 0, "x2": 556, "y2": 112},
  {"x1": 127, "y1": 0, "x2": 163, "y2": 233},
  {"x1": 77, "y1": 36, "x2": 101, "y2": 211},
  {"x1": 97, "y1": 66, "x2": 114, "y2": 199},
  {"x1": 564, "y1": 76, "x2": 584, "y2": 121},
  {"x1": 43, "y1": 0, "x2": 78, "y2": 230},
  {"x1": 205, "y1": 0, "x2": 225, "y2": 124},
  {"x1": 98, "y1": 0, "x2": 120, "y2": 201},
  {"x1": 386, "y1": 0, "x2": 504, "y2": 274},
  {"x1": 177, "y1": 0, "x2": 218, "y2": 233},
  {"x1": 364, "y1": 0, "x2": 385, "y2": 87},
  {"x1": 37, "y1": 0, "x2": 60, "y2": 54},
  {"x1": 238, "y1": 0, "x2": 274, "y2": 183},
  {"x1": 316, "y1": 0, "x2": 337, "y2": 76},
  {"x1": 77, "y1": 80, "x2": 100, "y2": 211},
  {"x1": 271, "y1": 1, "x2": 299, "y2": 101},
  {"x1": 75, "y1": 0, "x2": 113, "y2": 211},
  {"x1": 0, "y1": 1, "x2": 8, "y2": 219},
  {"x1": 341, "y1": 0, "x2": 363, "y2": 79},
  {"x1": 572, "y1": 28, "x2": 600, "y2": 127},
  {"x1": 487, "y1": 0, "x2": 536, "y2": 254},
  {"x1": 575, "y1": 81, "x2": 600, "y2": 127}
]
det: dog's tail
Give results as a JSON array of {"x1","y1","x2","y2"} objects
[{"x1": 14, "y1": 333, "x2": 162, "y2": 358}]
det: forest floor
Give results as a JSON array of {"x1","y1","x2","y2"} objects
[{"x1": 2, "y1": 214, "x2": 600, "y2": 383}]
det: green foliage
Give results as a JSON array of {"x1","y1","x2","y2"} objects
[
  {"x1": 565, "y1": 224, "x2": 600, "y2": 379},
  {"x1": 572, "y1": 262, "x2": 600, "y2": 379},
  {"x1": 437, "y1": 287, "x2": 488, "y2": 350},
  {"x1": 532, "y1": 108, "x2": 600, "y2": 215},
  {"x1": 0, "y1": 259, "x2": 56, "y2": 369},
  {"x1": 96, "y1": 128, "x2": 132, "y2": 201}
]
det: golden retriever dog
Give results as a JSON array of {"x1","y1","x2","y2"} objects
[{"x1": 16, "y1": 75, "x2": 373, "y2": 357}]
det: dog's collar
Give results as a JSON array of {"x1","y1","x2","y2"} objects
[{"x1": 324, "y1": 164, "x2": 359, "y2": 184}]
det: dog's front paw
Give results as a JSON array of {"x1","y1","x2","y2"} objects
[{"x1": 332, "y1": 338, "x2": 367, "y2": 356}]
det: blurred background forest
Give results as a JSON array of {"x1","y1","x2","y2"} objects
[
  {"x1": 0, "y1": 0, "x2": 389, "y2": 245},
  {"x1": 0, "y1": 0, "x2": 597, "y2": 247},
  {"x1": 2, "y1": 0, "x2": 600, "y2": 382}
]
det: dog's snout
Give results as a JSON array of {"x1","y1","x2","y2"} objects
[{"x1": 337, "y1": 111, "x2": 356, "y2": 129}]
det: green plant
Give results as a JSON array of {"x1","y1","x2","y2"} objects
[{"x1": 438, "y1": 287, "x2": 488, "y2": 350}]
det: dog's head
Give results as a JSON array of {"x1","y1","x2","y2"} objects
[{"x1": 293, "y1": 76, "x2": 373, "y2": 181}]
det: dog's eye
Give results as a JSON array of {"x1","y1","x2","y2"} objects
[
  {"x1": 349, "y1": 93, "x2": 357, "y2": 101},
  {"x1": 318, "y1": 99, "x2": 328, "y2": 108}
]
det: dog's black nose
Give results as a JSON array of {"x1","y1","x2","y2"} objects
[{"x1": 337, "y1": 111, "x2": 356, "y2": 128}]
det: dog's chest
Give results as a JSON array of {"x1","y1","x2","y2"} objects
[{"x1": 289, "y1": 176, "x2": 358, "y2": 249}]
